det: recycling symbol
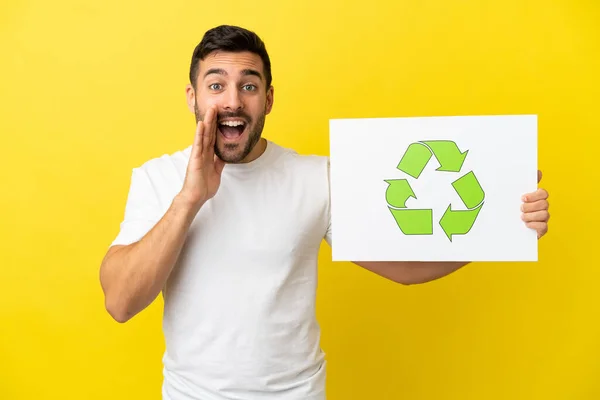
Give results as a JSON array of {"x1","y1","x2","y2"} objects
[{"x1": 384, "y1": 140, "x2": 485, "y2": 241}]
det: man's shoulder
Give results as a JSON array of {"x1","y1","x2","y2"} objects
[
  {"x1": 269, "y1": 140, "x2": 329, "y2": 170},
  {"x1": 132, "y1": 146, "x2": 191, "y2": 175}
]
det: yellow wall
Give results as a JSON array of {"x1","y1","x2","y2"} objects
[{"x1": 1, "y1": 0, "x2": 598, "y2": 399}]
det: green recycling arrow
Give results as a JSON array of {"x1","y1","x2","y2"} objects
[
  {"x1": 421, "y1": 140, "x2": 468, "y2": 173},
  {"x1": 385, "y1": 179, "x2": 433, "y2": 235},
  {"x1": 396, "y1": 140, "x2": 468, "y2": 178},
  {"x1": 384, "y1": 179, "x2": 416, "y2": 208},
  {"x1": 439, "y1": 171, "x2": 485, "y2": 241},
  {"x1": 385, "y1": 139, "x2": 485, "y2": 242},
  {"x1": 396, "y1": 143, "x2": 432, "y2": 179},
  {"x1": 439, "y1": 202, "x2": 484, "y2": 242},
  {"x1": 451, "y1": 171, "x2": 484, "y2": 209},
  {"x1": 389, "y1": 208, "x2": 433, "y2": 235}
]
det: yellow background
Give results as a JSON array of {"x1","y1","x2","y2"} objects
[{"x1": 1, "y1": 0, "x2": 598, "y2": 399}]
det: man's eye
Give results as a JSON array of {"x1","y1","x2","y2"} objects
[
  {"x1": 242, "y1": 84, "x2": 256, "y2": 91},
  {"x1": 209, "y1": 83, "x2": 222, "y2": 90}
]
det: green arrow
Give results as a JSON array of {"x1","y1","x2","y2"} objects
[
  {"x1": 384, "y1": 179, "x2": 416, "y2": 208},
  {"x1": 396, "y1": 142, "x2": 432, "y2": 179},
  {"x1": 439, "y1": 202, "x2": 484, "y2": 241},
  {"x1": 388, "y1": 208, "x2": 433, "y2": 235},
  {"x1": 422, "y1": 140, "x2": 468, "y2": 172},
  {"x1": 451, "y1": 171, "x2": 485, "y2": 209}
]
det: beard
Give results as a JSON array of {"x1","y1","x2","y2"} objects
[{"x1": 194, "y1": 103, "x2": 266, "y2": 163}]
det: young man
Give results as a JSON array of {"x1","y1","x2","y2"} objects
[{"x1": 100, "y1": 25, "x2": 550, "y2": 400}]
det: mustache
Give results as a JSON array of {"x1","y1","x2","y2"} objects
[
  {"x1": 193, "y1": 104, "x2": 251, "y2": 124},
  {"x1": 216, "y1": 111, "x2": 251, "y2": 123}
]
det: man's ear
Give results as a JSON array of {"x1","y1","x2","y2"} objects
[
  {"x1": 185, "y1": 84, "x2": 196, "y2": 114},
  {"x1": 265, "y1": 85, "x2": 274, "y2": 115}
]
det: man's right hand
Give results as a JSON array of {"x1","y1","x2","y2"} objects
[
  {"x1": 101, "y1": 104, "x2": 226, "y2": 323},
  {"x1": 178, "y1": 105, "x2": 225, "y2": 212}
]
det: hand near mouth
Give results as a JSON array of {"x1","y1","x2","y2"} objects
[{"x1": 178, "y1": 105, "x2": 226, "y2": 212}]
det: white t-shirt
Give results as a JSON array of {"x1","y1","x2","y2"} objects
[{"x1": 111, "y1": 140, "x2": 332, "y2": 400}]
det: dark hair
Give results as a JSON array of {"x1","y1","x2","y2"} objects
[{"x1": 189, "y1": 25, "x2": 272, "y2": 89}]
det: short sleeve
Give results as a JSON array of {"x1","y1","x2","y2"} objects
[
  {"x1": 110, "y1": 167, "x2": 162, "y2": 247},
  {"x1": 324, "y1": 158, "x2": 333, "y2": 247}
]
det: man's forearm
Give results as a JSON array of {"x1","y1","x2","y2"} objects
[
  {"x1": 353, "y1": 261, "x2": 470, "y2": 285},
  {"x1": 100, "y1": 194, "x2": 200, "y2": 322}
]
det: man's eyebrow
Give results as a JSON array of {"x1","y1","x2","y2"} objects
[
  {"x1": 204, "y1": 68, "x2": 227, "y2": 78},
  {"x1": 203, "y1": 68, "x2": 263, "y2": 80},
  {"x1": 241, "y1": 69, "x2": 263, "y2": 80}
]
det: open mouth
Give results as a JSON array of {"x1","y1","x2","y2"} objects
[{"x1": 218, "y1": 120, "x2": 246, "y2": 141}]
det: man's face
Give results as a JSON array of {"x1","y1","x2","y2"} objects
[{"x1": 187, "y1": 50, "x2": 274, "y2": 163}]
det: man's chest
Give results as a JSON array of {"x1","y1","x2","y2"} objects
[
  {"x1": 163, "y1": 176, "x2": 329, "y2": 308},
  {"x1": 191, "y1": 177, "x2": 328, "y2": 260}
]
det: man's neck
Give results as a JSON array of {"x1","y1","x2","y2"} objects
[{"x1": 239, "y1": 137, "x2": 267, "y2": 164}]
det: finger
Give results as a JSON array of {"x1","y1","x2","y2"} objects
[
  {"x1": 521, "y1": 199, "x2": 549, "y2": 213},
  {"x1": 521, "y1": 209, "x2": 550, "y2": 223},
  {"x1": 202, "y1": 105, "x2": 217, "y2": 149},
  {"x1": 202, "y1": 106, "x2": 216, "y2": 151},
  {"x1": 525, "y1": 221, "x2": 548, "y2": 238},
  {"x1": 208, "y1": 105, "x2": 218, "y2": 148},
  {"x1": 191, "y1": 120, "x2": 204, "y2": 158},
  {"x1": 537, "y1": 169, "x2": 542, "y2": 183},
  {"x1": 522, "y1": 188, "x2": 549, "y2": 202}
]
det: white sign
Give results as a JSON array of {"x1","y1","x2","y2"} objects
[{"x1": 329, "y1": 115, "x2": 538, "y2": 262}]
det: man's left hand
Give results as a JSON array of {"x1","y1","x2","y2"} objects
[{"x1": 521, "y1": 170, "x2": 550, "y2": 239}]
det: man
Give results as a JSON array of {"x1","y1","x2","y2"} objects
[{"x1": 100, "y1": 25, "x2": 550, "y2": 400}]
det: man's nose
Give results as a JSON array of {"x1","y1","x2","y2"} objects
[{"x1": 223, "y1": 88, "x2": 243, "y2": 111}]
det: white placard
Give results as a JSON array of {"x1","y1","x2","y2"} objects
[{"x1": 329, "y1": 115, "x2": 538, "y2": 262}]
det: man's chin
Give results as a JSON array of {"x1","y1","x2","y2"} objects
[
  {"x1": 214, "y1": 123, "x2": 263, "y2": 164},
  {"x1": 214, "y1": 141, "x2": 247, "y2": 164}
]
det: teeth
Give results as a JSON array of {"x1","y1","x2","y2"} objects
[{"x1": 220, "y1": 121, "x2": 245, "y2": 127}]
